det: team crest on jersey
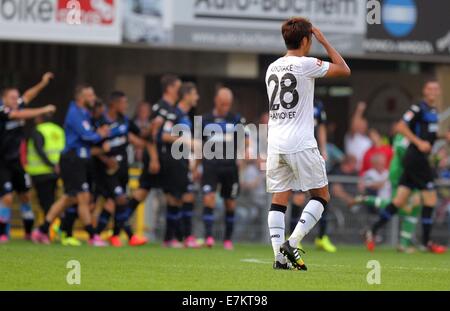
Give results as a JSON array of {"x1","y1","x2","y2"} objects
[
  {"x1": 82, "y1": 120, "x2": 91, "y2": 131},
  {"x1": 316, "y1": 59, "x2": 323, "y2": 67},
  {"x1": 403, "y1": 111, "x2": 414, "y2": 122}
]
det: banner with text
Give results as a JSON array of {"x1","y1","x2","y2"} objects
[
  {"x1": 0, "y1": 0, "x2": 122, "y2": 44},
  {"x1": 124, "y1": 0, "x2": 367, "y2": 55}
]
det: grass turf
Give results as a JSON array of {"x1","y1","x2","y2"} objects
[{"x1": 1, "y1": 240, "x2": 449, "y2": 290}]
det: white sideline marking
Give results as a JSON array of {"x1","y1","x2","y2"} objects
[{"x1": 240, "y1": 258, "x2": 272, "y2": 264}]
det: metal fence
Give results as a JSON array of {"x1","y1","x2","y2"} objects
[{"x1": 144, "y1": 175, "x2": 450, "y2": 247}]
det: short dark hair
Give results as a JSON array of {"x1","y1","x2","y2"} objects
[
  {"x1": 282, "y1": 17, "x2": 312, "y2": 50},
  {"x1": 109, "y1": 90, "x2": 126, "y2": 105},
  {"x1": 179, "y1": 82, "x2": 197, "y2": 99},
  {"x1": 1, "y1": 87, "x2": 18, "y2": 98},
  {"x1": 161, "y1": 74, "x2": 180, "y2": 93},
  {"x1": 74, "y1": 83, "x2": 93, "y2": 100}
]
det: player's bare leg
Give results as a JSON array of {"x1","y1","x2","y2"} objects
[
  {"x1": 32, "y1": 195, "x2": 76, "y2": 244},
  {"x1": 76, "y1": 192, "x2": 106, "y2": 246}
]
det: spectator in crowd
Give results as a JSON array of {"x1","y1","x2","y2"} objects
[
  {"x1": 360, "y1": 128, "x2": 393, "y2": 175},
  {"x1": 25, "y1": 114, "x2": 65, "y2": 215},
  {"x1": 240, "y1": 157, "x2": 266, "y2": 211},
  {"x1": 360, "y1": 153, "x2": 391, "y2": 200},
  {"x1": 330, "y1": 155, "x2": 359, "y2": 207},
  {"x1": 326, "y1": 142, "x2": 345, "y2": 173},
  {"x1": 345, "y1": 102, "x2": 372, "y2": 170},
  {"x1": 133, "y1": 101, "x2": 152, "y2": 163}
]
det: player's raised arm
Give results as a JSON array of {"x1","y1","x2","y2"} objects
[
  {"x1": 22, "y1": 72, "x2": 54, "y2": 104},
  {"x1": 9, "y1": 105, "x2": 56, "y2": 120},
  {"x1": 312, "y1": 27, "x2": 351, "y2": 78}
]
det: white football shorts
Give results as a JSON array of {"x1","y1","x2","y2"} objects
[{"x1": 266, "y1": 148, "x2": 328, "y2": 193}]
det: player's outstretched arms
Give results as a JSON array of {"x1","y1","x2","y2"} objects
[
  {"x1": 22, "y1": 72, "x2": 54, "y2": 104},
  {"x1": 312, "y1": 27, "x2": 351, "y2": 78},
  {"x1": 9, "y1": 105, "x2": 55, "y2": 120}
]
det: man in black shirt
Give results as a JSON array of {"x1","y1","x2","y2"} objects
[
  {"x1": 193, "y1": 87, "x2": 247, "y2": 250},
  {"x1": 366, "y1": 80, "x2": 448, "y2": 253},
  {"x1": 93, "y1": 91, "x2": 148, "y2": 247},
  {"x1": 0, "y1": 73, "x2": 56, "y2": 242},
  {"x1": 126, "y1": 75, "x2": 181, "y2": 246}
]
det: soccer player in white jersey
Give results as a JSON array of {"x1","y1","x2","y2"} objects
[{"x1": 265, "y1": 17, "x2": 351, "y2": 270}]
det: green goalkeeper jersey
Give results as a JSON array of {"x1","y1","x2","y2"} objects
[{"x1": 389, "y1": 134, "x2": 410, "y2": 186}]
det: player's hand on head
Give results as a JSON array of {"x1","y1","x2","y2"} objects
[
  {"x1": 41, "y1": 72, "x2": 54, "y2": 85},
  {"x1": 312, "y1": 27, "x2": 327, "y2": 45}
]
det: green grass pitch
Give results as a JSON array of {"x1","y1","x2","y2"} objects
[{"x1": 1, "y1": 241, "x2": 449, "y2": 290}]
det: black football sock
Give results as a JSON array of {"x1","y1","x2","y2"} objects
[
  {"x1": 290, "y1": 203, "x2": 301, "y2": 234},
  {"x1": 128, "y1": 198, "x2": 140, "y2": 216},
  {"x1": 203, "y1": 206, "x2": 214, "y2": 238},
  {"x1": 164, "y1": 205, "x2": 180, "y2": 242},
  {"x1": 372, "y1": 202, "x2": 398, "y2": 235},
  {"x1": 421, "y1": 206, "x2": 434, "y2": 246},
  {"x1": 113, "y1": 204, "x2": 129, "y2": 237},
  {"x1": 23, "y1": 219, "x2": 34, "y2": 235},
  {"x1": 39, "y1": 220, "x2": 51, "y2": 234},
  {"x1": 0, "y1": 222, "x2": 6, "y2": 236},
  {"x1": 61, "y1": 206, "x2": 78, "y2": 237},
  {"x1": 182, "y1": 202, "x2": 194, "y2": 238},
  {"x1": 123, "y1": 223, "x2": 134, "y2": 239},
  {"x1": 20, "y1": 203, "x2": 34, "y2": 235},
  {"x1": 96, "y1": 209, "x2": 111, "y2": 234},
  {"x1": 84, "y1": 225, "x2": 96, "y2": 239},
  {"x1": 318, "y1": 208, "x2": 328, "y2": 238},
  {"x1": 224, "y1": 210, "x2": 235, "y2": 241}
]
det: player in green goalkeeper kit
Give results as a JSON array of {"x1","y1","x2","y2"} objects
[{"x1": 352, "y1": 133, "x2": 421, "y2": 253}]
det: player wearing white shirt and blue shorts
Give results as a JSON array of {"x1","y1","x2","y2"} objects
[{"x1": 265, "y1": 17, "x2": 351, "y2": 270}]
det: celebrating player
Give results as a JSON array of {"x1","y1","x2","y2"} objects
[
  {"x1": 92, "y1": 91, "x2": 149, "y2": 247},
  {"x1": 124, "y1": 75, "x2": 181, "y2": 247},
  {"x1": 265, "y1": 18, "x2": 350, "y2": 270},
  {"x1": 365, "y1": 80, "x2": 447, "y2": 254},
  {"x1": 0, "y1": 73, "x2": 55, "y2": 242},
  {"x1": 31, "y1": 84, "x2": 111, "y2": 246},
  {"x1": 159, "y1": 82, "x2": 200, "y2": 247}
]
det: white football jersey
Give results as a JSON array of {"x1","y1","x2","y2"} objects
[{"x1": 265, "y1": 56, "x2": 329, "y2": 154}]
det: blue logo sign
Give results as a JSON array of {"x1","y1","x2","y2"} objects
[{"x1": 382, "y1": 0, "x2": 417, "y2": 37}]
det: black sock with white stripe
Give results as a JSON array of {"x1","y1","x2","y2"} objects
[
  {"x1": 289, "y1": 197, "x2": 327, "y2": 248},
  {"x1": 268, "y1": 204, "x2": 287, "y2": 263}
]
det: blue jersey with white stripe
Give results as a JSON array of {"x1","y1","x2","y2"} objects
[{"x1": 63, "y1": 101, "x2": 103, "y2": 158}]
